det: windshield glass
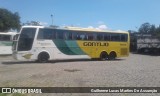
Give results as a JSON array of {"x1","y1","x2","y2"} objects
[{"x1": 17, "y1": 28, "x2": 36, "y2": 51}]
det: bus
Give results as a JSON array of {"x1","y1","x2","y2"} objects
[
  {"x1": 12, "y1": 26, "x2": 129, "y2": 62},
  {"x1": 0, "y1": 32, "x2": 17, "y2": 55}
]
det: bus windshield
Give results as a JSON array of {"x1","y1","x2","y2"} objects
[{"x1": 17, "y1": 28, "x2": 36, "y2": 51}]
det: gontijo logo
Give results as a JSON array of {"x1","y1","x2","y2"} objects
[{"x1": 83, "y1": 42, "x2": 109, "y2": 46}]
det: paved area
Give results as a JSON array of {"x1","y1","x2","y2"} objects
[{"x1": 0, "y1": 53, "x2": 160, "y2": 96}]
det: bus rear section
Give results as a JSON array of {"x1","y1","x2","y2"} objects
[{"x1": 76, "y1": 33, "x2": 129, "y2": 60}]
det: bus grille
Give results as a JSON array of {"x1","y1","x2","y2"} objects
[{"x1": 121, "y1": 48, "x2": 128, "y2": 55}]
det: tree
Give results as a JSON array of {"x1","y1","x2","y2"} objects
[
  {"x1": 156, "y1": 25, "x2": 160, "y2": 37},
  {"x1": 0, "y1": 8, "x2": 21, "y2": 32},
  {"x1": 138, "y1": 22, "x2": 151, "y2": 34},
  {"x1": 149, "y1": 24, "x2": 156, "y2": 35}
]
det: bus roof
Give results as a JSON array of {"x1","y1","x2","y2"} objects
[
  {"x1": 63, "y1": 26, "x2": 128, "y2": 34},
  {"x1": 0, "y1": 32, "x2": 18, "y2": 35},
  {"x1": 22, "y1": 26, "x2": 129, "y2": 34}
]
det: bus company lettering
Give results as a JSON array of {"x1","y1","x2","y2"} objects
[
  {"x1": 37, "y1": 42, "x2": 51, "y2": 46},
  {"x1": 83, "y1": 42, "x2": 109, "y2": 46}
]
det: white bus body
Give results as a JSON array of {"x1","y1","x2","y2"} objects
[
  {"x1": 12, "y1": 26, "x2": 129, "y2": 62},
  {"x1": 0, "y1": 32, "x2": 17, "y2": 55}
]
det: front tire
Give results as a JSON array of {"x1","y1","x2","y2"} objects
[{"x1": 38, "y1": 52, "x2": 49, "y2": 63}]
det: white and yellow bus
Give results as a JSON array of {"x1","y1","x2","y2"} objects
[
  {"x1": 12, "y1": 26, "x2": 129, "y2": 62},
  {"x1": 0, "y1": 32, "x2": 17, "y2": 55}
]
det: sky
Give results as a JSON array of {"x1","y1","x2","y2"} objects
[{"x1": 0, "y1": 0, "x2": 160, "y2": 31}]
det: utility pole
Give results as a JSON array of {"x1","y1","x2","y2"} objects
[{"x1": 51, "y1": 14, "x2": 53, "y2": 25}]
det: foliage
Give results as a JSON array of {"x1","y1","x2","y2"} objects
[
  {"x1": 156, "y1": 25, "x2": 160, "y2": 37},
  {"x1": 0, "y1": 8, "x2": 21, "y2": 32},
  {"x1": 138, "y1": 22, "x2": 160, "y2": 37},
  {"x1": 138, "y1": 22, "x2": 151, "y2": 34}
]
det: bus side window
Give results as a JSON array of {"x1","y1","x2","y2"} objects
[
  {"x1": 64, "y1": 32, "x2": 72, "y2": 40},
  {"x1": 37, "y1": 29, "x2": 44, "y2": 39},
  {"x1": 93, "y1": 33, "x2": 97, "y2": 40},
  {"x1": 68, "y1": 32, "x2": 72, "y2": 40},
  {"x1": 85, "y1": 33, "x2": 93, "y2": 41},
  {"x1": 0, "y1": 35, "x2": 11, "y2": 41},
  {"x1": 121, "y1": 34, "x2": 128, "y2": 41},
  {"x1": 104, "y1": 33, "x2": 110, "y2": 41},
  {"x1": 111, "y1": 34, "x2": 120, "y2": 41},
  {"x1": 79, "y1": 33, "x2": 85, "y2": 40},
  {"x1": 76, "y1": 33, "x2": 81, "y2": 40},
  {"x1": 96, "y1": 33, "x2": 103, "y2": 41},
  {"x1": 72, "y1": 32, "x2": 76, "y2": 40},
  {"x1": 37, "y1": 29, "x2": 55, "y2": 40},
  {"x1": 77, "y1": 36, "x2": 80, "y2": 40},
  {"x1": 45, "y1": 31, "x2": 52, "y2": 39},
  {"x1": 83, "y1": 33, "x2": 87, "y2": 40},
  {"x1": 52, "y1": 31, "x2": 56, "y2": 39},
  {"x1": 56, "y1": 30, "x2": 64, "y2": 39}
]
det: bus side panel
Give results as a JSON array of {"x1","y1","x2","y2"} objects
[
  {"x1": 0, "y1": 41, "x2": 13, "y2": 55},
  {"x1": 77, "y1": 41, "x2": 129, "y2": 58},
  {"x1": 32, "y1": 40, "x2": 90, "y2": 60},
  {"x1": 0, "y1": 46, "x2": 12, "y2": 55},
  {"x1": 77, "y1": 41, "x2": 110, "y2": 58}
]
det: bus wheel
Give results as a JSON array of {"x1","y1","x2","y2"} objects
[
  {"x1": 38, "y1": 52, "x2": 49, "y2": 63},
  {"x1": 109, "y1": 52, "x2": 116, "y2": 60},
  {"x1": 100, "y1": 52, "x2": 108, "y2": 61}
]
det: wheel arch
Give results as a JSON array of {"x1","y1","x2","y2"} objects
[
  {"x1": 108, "y1": 51, "x2": 117, "y2": 60},
  {"x1": 109, "y1": 51, "x2": 117, "y2": 57},
  {"x1": 99, "y1": 50, "x2": 109, "y2": 60},
  {"x1": 37, "y1": 50, "x2": 51, "y2": 60}
]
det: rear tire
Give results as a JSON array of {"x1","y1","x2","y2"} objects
[
  {"x1": 109, "y1": 52, "x2": 116, "y2": 60},
  {"x1": 100, "y1": 52, "x2": 108, "y2": 61},
  {"x1": 38, "y1": 52, "x2": 49, "y2": 63}
]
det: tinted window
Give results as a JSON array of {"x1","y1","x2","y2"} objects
[
  {"x1": 78, "y1": 33, "x2": 85, "y2": 40},
  {"x1": 37, "y1": 28, "x2": 128, "y2": 42},
  {"x1": 64, "y1": 31, "x2": 72, "y2": 40},
  {"x1": 121, "y1": 34, "x2": 128, "y2": 41},
  {"x1": 0, "y1": 35, "x2": 11, "y2": 41},
  {"x1": 18, "y1": 28, "x2": 36, "y2": 51},
  {"x1": 87, "y1": 33, "x2": 94, "y2": 41},
  {"x1": 37, "y1": 29, "x2": 56, "y2": 39},
  {"x1": 97, "y1": 33, "x2": 103, "y2": 41},
  {"x1": 104, "y1": 33, "x2": 110, "y2": 41},
  {"x1": 56, "y1": 30, "x2": 64, "y2": 39},
  {"x1": 72, "y1": 32, "x2": 77, "y2": 40},
  {"x1": 74, "y1": 33, "x2": 82, "y2": 40},
  {"x1": 111, "y1": 34, "x2": 120, "y2": 41}
]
